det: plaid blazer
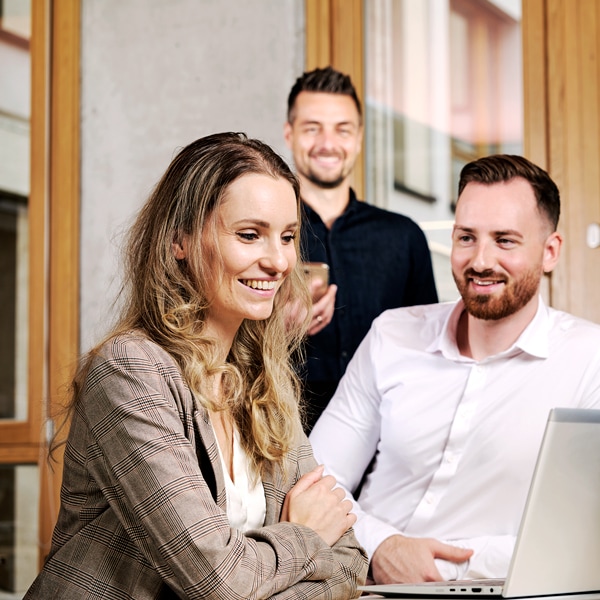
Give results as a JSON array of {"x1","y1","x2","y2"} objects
[{"x1": 24, "y1": 332, "x2": 367, "y2": 599}]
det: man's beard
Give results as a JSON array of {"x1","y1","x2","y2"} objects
[
  {"x1": 300, "y1": 152, "x2": 351, "y2": 189},
  {"x1": 305, "y1": 170, "x2": 345, "y2": 189},
  {"x1": 453, "y1": 267, "x2": 541, "y2": 320}
]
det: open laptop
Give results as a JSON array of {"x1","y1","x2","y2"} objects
[{"x1": 359, "y1": 407, "x2": 600, "y2": 598}]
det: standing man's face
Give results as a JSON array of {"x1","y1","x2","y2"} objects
[
  {"x1": 451, "y1": 177, "x2": 561, "y2": 321},
  {"x1": 284, "y1": 91, "x2": 363, "y2": 189}
]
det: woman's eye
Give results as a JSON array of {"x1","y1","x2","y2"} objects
[
  {"x1": 282, "y1": 233, "x2": 296, "y2": 244},
  {"x1": 237, "y1": 232, "x2": 258, "y2": 241}
]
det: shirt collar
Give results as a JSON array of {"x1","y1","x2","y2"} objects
[
  {"x1": 427, "y1": 296, "x2": 551, "y2": 361},
  {"x1": 302, "y1": 188, "x2": 358, "y2": 224}
]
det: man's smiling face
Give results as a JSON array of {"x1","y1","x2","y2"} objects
[
  {"x1": 284, "y1": 91, "x2": 363, "y2": 189},
  {"x1": 451, "y1": 177, "x2": 558, "y2": 321}
]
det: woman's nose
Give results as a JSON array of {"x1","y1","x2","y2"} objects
[{"x1": 261, "y1": 242, "x2": 289, "y2": 273}]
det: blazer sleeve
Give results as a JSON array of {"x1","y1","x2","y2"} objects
[
  {"x1": 77, "y1": 335, "x2": 366, "y2": 599},
  {"x1": 258, "y1": 435, "x2": 369, "y2": 600}
]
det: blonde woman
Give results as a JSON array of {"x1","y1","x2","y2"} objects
[{"x1": 25, "y1": 132, "x2": 367, "y2": 599}]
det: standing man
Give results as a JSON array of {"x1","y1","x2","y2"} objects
[
  {"x1": 284, "y1": 66, "x2": 438, "y2": 431},
  {"x1": 310, "y1": 154, "x2": 600, "y2": 583}
]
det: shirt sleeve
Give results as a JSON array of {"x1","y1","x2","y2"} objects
[
  {"x1": 310, "y1": 325, "x2": 398, "y2": 559},
  {"x1": 77, "y1": 338, "x2": 366, "y2": 599},
  {"x1": 436, "y1": 535, "x2": 516, "y2": 580}
]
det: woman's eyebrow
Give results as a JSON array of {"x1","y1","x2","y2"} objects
[{"x1": 232, "y1": 219, "x2": 298, "y2": 229}]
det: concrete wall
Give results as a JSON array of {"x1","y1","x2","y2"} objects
[{"x1": 80, "y1": 0, "x2": 304, "y2": 351}]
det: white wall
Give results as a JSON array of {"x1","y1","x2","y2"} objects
[{"x1": 80, "y1": 0, "x2": 305, "y2": 351}]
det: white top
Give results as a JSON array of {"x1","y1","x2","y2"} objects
[
  {"x1": 217, "y1": 427, "x2": 266, "y2": 532},
  {"x1": 310, "y1": 298, "x2": 600, "y2": 579}
]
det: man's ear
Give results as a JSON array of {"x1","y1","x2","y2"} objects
[
  {"x1": 355, "y1": 124, "x2": 364, "y2": 155},
  {"x1": 283, "y1": 121, "x2": 293, "y2": 149},
  {"x1": 542, "y1": 231, "x2": 562, "y2": 273}
]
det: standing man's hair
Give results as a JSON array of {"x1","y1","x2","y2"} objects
[
  {"x1": 458, "y1": 154, "x2": 561, "y2": 231},
  {"x1": 287, "y1": 66, "x2": 362, "y2": 123}
]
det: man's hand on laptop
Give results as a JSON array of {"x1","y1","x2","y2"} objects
[{"x1": 371, "y1": 534, "x2": 474, "y2": 583}]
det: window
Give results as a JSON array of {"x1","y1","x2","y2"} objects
[
  {"x1": 0, "y1": 0, "x2": 41, "y2": 593},
  {"x1": 365, "y1": 0, "x2": 523, "y2": 299}
]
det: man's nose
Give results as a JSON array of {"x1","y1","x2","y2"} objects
[
  {"x1": 316, "y1": 128, "x2": 336, "y2": 150},
  {"x1": 471, "y1": 241, "x2": 495, "y2": 272}
]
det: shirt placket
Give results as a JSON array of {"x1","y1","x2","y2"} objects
[{"x1": 404, "y1": 362, "x2": 487, "y2": 534}]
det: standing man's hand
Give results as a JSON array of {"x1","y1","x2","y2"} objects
[
  {"x1": 308, "y1": 284, "x2": 337, "y2": 335},
  {"x1": 371, "y1": 534, "x2": 473, "y2": 584}
]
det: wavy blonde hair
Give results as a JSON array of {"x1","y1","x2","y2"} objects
[{"x1": 59, "y1": 132, "x2": 311, "y2": 477}]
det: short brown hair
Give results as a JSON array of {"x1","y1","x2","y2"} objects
[
  {"x1": 458, "y1": 154, "x2": 560, "y2": 231},
  {"x1": 287, "y1": 66, "x2": 362, "y2": 123}
]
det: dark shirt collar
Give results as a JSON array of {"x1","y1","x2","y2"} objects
[{"x1": 302, "y1": 188, "x2": 359, "y2": 226}]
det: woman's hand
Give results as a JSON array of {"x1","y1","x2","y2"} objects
[{"x1": 281, "y1": 465, "x2": 356, "y2": 546}]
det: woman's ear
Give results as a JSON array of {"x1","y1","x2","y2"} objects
[{"x1": 172, "y1": 238, "x2": 186, "y2": 260}]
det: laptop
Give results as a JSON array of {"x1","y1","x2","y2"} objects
[{"x1": 359, "y1": 407, "x2": 600, "y2": 598}]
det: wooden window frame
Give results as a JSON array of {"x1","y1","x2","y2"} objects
[{"x1": 0, "y1": 0, "x2": 80, "y2": 568}]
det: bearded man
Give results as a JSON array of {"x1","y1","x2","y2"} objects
[{"x1": 309, "y1": 154, "x2": 600, "y2": 584}]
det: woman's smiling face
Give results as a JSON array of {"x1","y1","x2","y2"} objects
[{"x1": 201, "y1": 173, "x2": 299, "y2": 337}]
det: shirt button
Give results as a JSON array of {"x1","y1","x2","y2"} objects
[
  {"x1": 341, "y1": 351, "x2": 348, "y2": 358},
  {"x1": 425, "y1": 493, "x2": 434, "y2": 504}
]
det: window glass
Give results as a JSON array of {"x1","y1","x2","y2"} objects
[
  {"x1": 365, "y1": 0, "x2": 522, "y2": 300},
  {"x1": 0, "y1": 464, "x2": 39, "y2": 596}
]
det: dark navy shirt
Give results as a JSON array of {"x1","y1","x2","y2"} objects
[{"x1": 300, "y1": 189, "x2": 438, "y2": 430}]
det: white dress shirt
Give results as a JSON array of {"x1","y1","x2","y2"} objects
[{"x1": 310, "y1": 298, "x2": 600, "y2": 579}]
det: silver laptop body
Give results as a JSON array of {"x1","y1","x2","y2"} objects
[{"x1": 359, "y1": 407, "x2": 600, "y2": 598}]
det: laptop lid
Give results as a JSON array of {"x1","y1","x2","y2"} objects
[
  {"x1": 358, "y1": 407, "x2": 600, "y2": 598},
  {"x1": 503, "y1": 407, "x2": 600, "y2": 597}
]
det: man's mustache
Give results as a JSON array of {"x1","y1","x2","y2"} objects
[{"x1": 463, "y1": 268, "x2": 505, "y2": 281}]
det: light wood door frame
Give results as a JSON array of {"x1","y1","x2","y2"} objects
[
  {"x1": 305, "y1": 0, "x2": 365, "y2": 198},
  {"x1": 39, "y1": 0, "x2": 81, "y2": 565}
]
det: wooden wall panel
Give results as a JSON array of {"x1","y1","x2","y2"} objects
[
  {"x1": 522, "y1": 0, "x2": 547, "y2": 168},
  {"x1": 306, "y1": 0, "x2": 331, "y2": 69},
  {"x1": 524, "y1": 0, "x2": 600, "y2": 322},
  {"x1": 545, "y1": 0, "x2": 600, "y2": 321}
]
